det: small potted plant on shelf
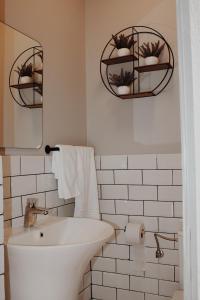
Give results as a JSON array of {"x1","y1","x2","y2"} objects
[
  {"x1": 109, "y1": 68, "x2": 136, "y2": 96},
  {"x1": 111, "y1": 34, "x2": 136, "y2": 57},
  {"x1": 138, "y1": 40, "x2": 165, "y2": 65},
  {"x1": 15, "y1": 63, "x2": 33, "y2": 84}
]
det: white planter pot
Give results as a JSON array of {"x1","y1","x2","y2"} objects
[
  {"x1": 144, "y1": 56, "x2": 159, "y2": 65},
  {"x1": 34, "y1": 73, "x2": 42, "y2": 84},
  {"x1": 117, "y1": 85, "x2": 130, "y2": 95},
  {"x1": 117, "y1": 48, "x2": 130, "y2": 57},
  {"x1": 20, "y1": 76, "x2": 33, "y2": 84},
  {"x1": 35, "y1": 62, "x2": 43, "y2": 71}
]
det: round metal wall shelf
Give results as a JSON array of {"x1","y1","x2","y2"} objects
[
  {"x1": 9, "y1": 46, "x2": 43, "y2": 109},
  {"x1": 100, "y1": 26, "x2": 174, "y2": 100}
]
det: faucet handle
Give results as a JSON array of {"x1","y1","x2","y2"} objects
[{"x1": 26, "y1": 198, "x2": 38, "y2": 208}]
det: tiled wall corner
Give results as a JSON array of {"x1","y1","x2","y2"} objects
[
  {"x1": 92, "y1": 153, "x2": 182, "y2": 300},
  {"x1": 0, "y1": 157, "x2": 5, "y2": 300},
  {"x1": 79, "y1": 266, "x2": 92, "y2": 300}
]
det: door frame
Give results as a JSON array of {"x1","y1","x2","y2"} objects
[{"x1": 176, "y1": 0, "x2": 200, "y2": 299}]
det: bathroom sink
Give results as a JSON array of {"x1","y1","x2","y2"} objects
[{"x1": 7, "y1": 216, "x2": 114, "y2": 300}]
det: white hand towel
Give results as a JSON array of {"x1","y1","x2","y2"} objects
[
  {"x1": 52, "y1": 145, "x2": 79, "y2": 199},
  {"x1": 74, "y1": 146, "x2": 100, "y2": 220},
  {"x1": 52, "y1": 145, "x2": 100, "y2": 219}
]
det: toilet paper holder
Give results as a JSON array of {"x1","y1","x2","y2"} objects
[
  {"x1": 154, "y1": 233, "x2": 178, "y2": 258},
  {"x1": 124, "y1": 225, "x2": 145, "y2": 238}
]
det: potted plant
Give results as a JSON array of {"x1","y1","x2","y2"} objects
[
  {"x1": 15, "y1": 63, "x2": 33, "y2": 84},
  {"x1": 111, "y1": 34, "x2": 136, "y2": 57},
  {"x1": 138, "y1": 40, "x2": 165, "y2": 65},
  {"x1": 109, "y1": 68, "x2": 136, "y2": 95}
]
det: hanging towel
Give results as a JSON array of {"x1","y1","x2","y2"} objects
[
  {"x1": 52, "y1": 145, "x2": 79, "y2": 199},
  {"x1": 74, "y1": 146, "x2": 100, "y2": 220},
  {"x1": 52, "y1": 145, "x2": 100, "y2": 219}
]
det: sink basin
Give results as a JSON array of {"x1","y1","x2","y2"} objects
[{"x1": 7, "y1": 216, "x2": 114, "y2": 300}]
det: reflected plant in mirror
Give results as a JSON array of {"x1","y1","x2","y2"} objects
[
  {"x1": 0, "y1": 21, "x2": 43, "y2": 149},
  {"x1": 15, "y1": 62, "x2": 33, "y2": 83}
]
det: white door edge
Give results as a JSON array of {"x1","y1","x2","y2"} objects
[{"x1": 176, "y1": 0, "x2": 200, "y2": 299}]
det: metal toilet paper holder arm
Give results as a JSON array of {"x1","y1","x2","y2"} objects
[{"x1": 154, "y1": 233, "x2": 178, "y2": 258}]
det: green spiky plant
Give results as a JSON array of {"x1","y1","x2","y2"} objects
[
  {"x1": 138, "y1": 40, "x2": 165, "y2": 58},
  {"x1": 111, "y1": 34, "x2": 136, "y2": 49},
  {"x1": 15, "y1": 63, "x2": 33, "y2": 77},
  {"x1": 109, "y1": 69, "x2": 136, "y2": 87}
]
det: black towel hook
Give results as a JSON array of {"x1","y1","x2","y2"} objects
[{"x1": 45, "y1": 145, "x2": 60, "y2": 154}]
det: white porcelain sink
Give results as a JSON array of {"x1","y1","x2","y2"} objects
[{"x1": 7, "y1": 216, "x2": 114, "y2": 300}]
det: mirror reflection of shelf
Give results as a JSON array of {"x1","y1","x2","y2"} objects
[
  {"x1": 10, "y1": 82, "x2": 42, "y2": 97},
  {"x1": 10, "y1": 82, "x2": 41, "y2": 90},
  {"x1": 9, "y1": 46, "x2": 43, "y2": 110}
]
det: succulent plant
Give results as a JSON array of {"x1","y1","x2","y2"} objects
[
  {"x1": 138, "y1": 40, "x2": 165, "y2": 58},
  {"x1": 109, "y1": 69, "x2": 136, "y2": 87},
  {"x1": 111, "y1": 34, "x2": 136, "y2": 49},
  {"x1": 15, "y1": 63, "x2": 33, "y2": 77}
]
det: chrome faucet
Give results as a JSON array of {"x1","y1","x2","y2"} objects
[{"x1": 24, "y1": 198, "x2": 48, "y2": 228}]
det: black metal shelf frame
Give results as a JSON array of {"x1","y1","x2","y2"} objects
[{"x1": 100, "y1": 26, "x2": 175, "y2": 99}]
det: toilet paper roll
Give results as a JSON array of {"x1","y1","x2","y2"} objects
[
  {"x1": 124, "y1": 223, "x2": 145, "y2": 245},
  {"x1": 125, "y1": 223, "x2": 145, "y2": 271}
]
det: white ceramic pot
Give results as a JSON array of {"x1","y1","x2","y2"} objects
[
  {"x1": 144, "y1": 56, "x2": 159, "y2": 65},
  {"x1": 117, "y1": 48, "x2": 130, "y2": 57},
  {"x1": 117, "y1": 85, "x2": 130, "y2": 95},
  {"x1": 35, "y1": 62, "x2": 43, "y2": 71},
  {"x1": 34, "y1": 73, "x2": 42, "y2": 84},
  {"x1": 20, "y1": 76, "x2": 33, "y2": 84}
]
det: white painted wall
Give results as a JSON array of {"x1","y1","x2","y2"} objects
[{"x1": 85, "y1": 0, "x2": 181, "y2": 155}]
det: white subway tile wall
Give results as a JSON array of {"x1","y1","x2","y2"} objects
[
  {"x1": 92, "y1": 154, "x2": 182, "y2": 300},
  {"x1": 3, "y1": 156, "x2": 74, "y2": 227},
  {"x1": 0, "y1": 157, "x2": 4, "y2": 300},
  {"x1": 1, "y1": 154, "x2": 183, "y2": 300},
  {"x1": 2, "y1": 155, "x2": 90, "y2": 300}
]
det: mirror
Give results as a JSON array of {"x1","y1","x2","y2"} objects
[{"x1": 0, "y1": 22, "x2": 43, "y2": 149}]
